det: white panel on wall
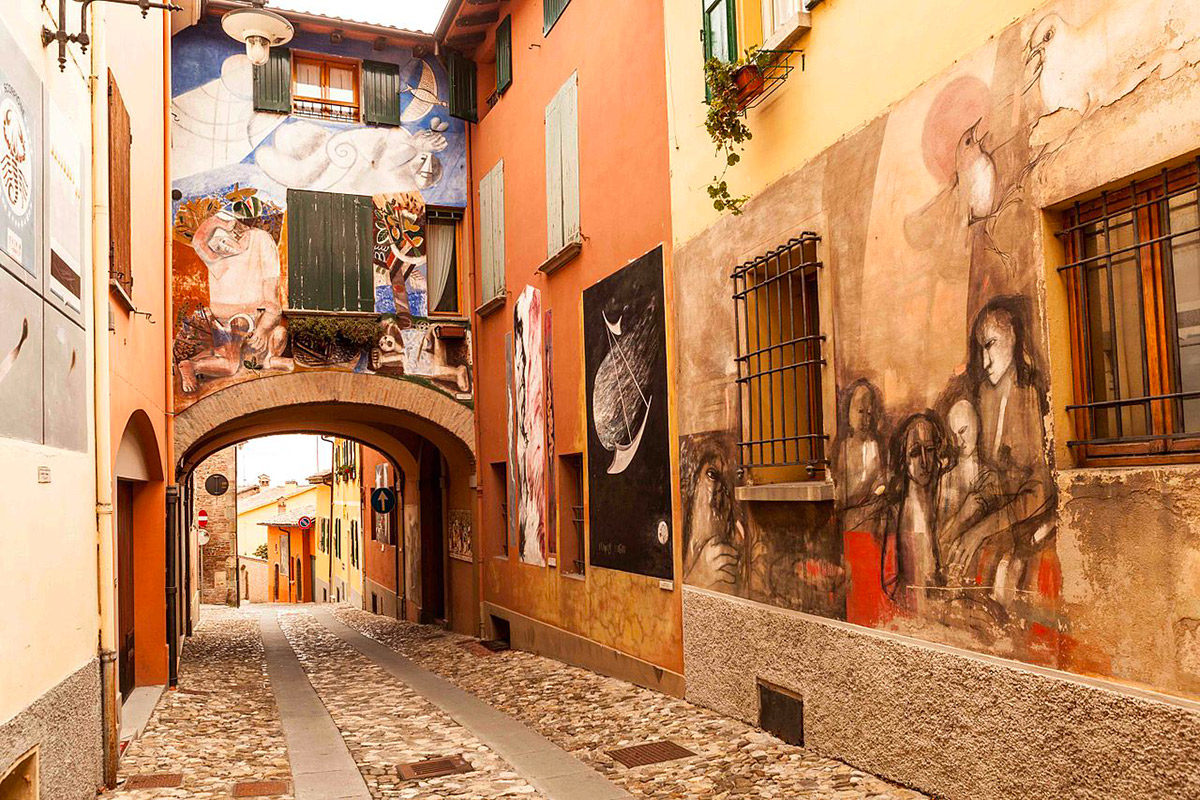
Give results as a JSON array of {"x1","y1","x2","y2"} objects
[
  {"x1": 560, "y1": 72, "x2": 580, "y2": 247},
  {"x1": 480, "y1": 159, "x2": 505, "y2": 302},
  {"x1": 545, "y1": 90, "x2": 563, "y2": 256}
]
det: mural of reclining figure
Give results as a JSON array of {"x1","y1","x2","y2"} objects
[{"x1": 176, "y1": 211, "x2": 292, "y2": 393}]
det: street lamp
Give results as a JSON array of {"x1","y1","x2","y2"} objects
[{"x1": 221, "y1": 0, "x2": 293, "y2": 67}]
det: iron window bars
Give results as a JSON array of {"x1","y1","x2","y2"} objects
[
  {"x1": 733, "y1": 232, "x2": 827, "y2": 475},
  {"x1": 1058, "y1": 158, "x2": 1200, "y2": 462}
]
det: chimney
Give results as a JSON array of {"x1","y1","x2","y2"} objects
[{"x1": 258, "y1": 474, "x2": 270, "y2": 487}]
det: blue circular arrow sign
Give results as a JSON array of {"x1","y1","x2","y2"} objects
[{"x1": 371, "y1": 487, "x2": 397, "y2": 515}]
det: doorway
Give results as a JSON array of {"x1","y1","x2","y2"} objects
[
  {"x1": 117, "y1": 480, "x2": 136, "y2": 700},
  {"x1": 419, "y1": 447, "x2": 445, "y2": 623}
]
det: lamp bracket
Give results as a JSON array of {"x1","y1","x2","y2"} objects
[{"x1": 42, "y1": 0, "x2": 184, "y2": 72}]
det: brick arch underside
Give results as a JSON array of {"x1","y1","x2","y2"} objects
[{"x1": 175, "y1": 372, "x2": 475, "y2": 475}]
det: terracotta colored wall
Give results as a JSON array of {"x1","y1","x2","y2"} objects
[
  {"x1": 107, "y1": 5, "x2": 172, "y2": 688},
  {"x1": 466, "y1": 0, "x2": 680, "y2": 671},
  {"x1": 362, "y1": 446, "x2": 400, "y2": 611}
]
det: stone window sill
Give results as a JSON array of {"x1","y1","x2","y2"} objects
[
  {"x1": 537, "y1": 238, "x2": 583, "y2": 275},
  {"x1": 475, "y1": 294, "x2": 506, "y2": 318},
  {"x1": 735, "y1": 480, "x2": 833, "y2": 502},
  {"x1": 761, "y1": 11, "x2": 812, "y2": 51}
]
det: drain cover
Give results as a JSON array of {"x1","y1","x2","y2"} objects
[
  {"x1": 607, "y1": 740, "x2": 696, "y2": 768},
  {"x1": 478, "y1": 639, "x2": 510, "y2": 652},
  {"x1": 232, "y1": 779, "x2": 291, "y2": 797},
  {"x1": 398, "y1": 755, "x2": 473, "y2": 781},
  {"x1": 123, "y1": 773, "x2": 184, "y2": 789}
]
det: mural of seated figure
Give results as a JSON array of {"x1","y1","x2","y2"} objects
[
  {"x1": 937, "y1": 398, "x2": 1003, "y2": 583},
  {"x1": 176, "y1": 211, "x2": 292, "y2": 393}
]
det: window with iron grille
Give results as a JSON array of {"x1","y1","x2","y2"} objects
[
  {"x1": 732, "y1": 232, "x2": 826, "y2": 477},
  {"x1": 1059, "y1": 158, "x2": 1200, "y2": 465}
]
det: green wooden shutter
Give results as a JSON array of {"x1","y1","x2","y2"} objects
[
  {"x1": 287, "y1": 190, "x2": 375, "y2": 312},
  {"x1": 496, "y1": 15, "x2": 513, "y2": 94},
  {"x1": 702, "y1": 0, "x2": 736, "y2": 62},
  {"x1": 445, "y1": 50, "x2": 477, "y2": 123},
  {"x1": 253, "y1": 46, "x2": 291, "y2": 113},
  {"x1": 362, "y1": 60, "x2": 402, "y2": 126},
  {"x1": 543, "y1": 0, "x2": 572, "y2": 34}
]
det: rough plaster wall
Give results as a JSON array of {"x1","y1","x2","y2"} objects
[
  {"x1": 0, "y1": 660, "x2": 101, "y2": 800},
  {"x1": 1057, "y1": 465, "x2": 1200, "y2": 697},
  {"x1": 684, "y1": 588, "x2": 1200, "y2": 800},
  {"x1": 193, "y1": 447, "x2": 237, "y2": 605}
]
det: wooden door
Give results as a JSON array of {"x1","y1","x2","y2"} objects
[{"x1": 117, "y1": 480, "x2": 136, "y2": 699}]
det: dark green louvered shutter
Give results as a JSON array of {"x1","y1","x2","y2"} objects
[
  {"x1": 543, "y1": 0, "x2": 572, "y2": 34},
  {"x1": 253, "y1": 46, "x2": 291, "y2": 113},
  {"x1": 445, "y1": 50, "x2": 477, "y2": 123},
  {"x1": 362, "y1": 60, "x2": 402, "y2": 126},
  {"x1": 287, "y1": 189, "x2": 375, "y2": 312},
  {"x1": 496, "y1": 16, "x2": 513, "y2": 94}
]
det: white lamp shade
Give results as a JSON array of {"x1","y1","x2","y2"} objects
[
  {"x1": 221, "y1": 7, "x2": 294, "y2": 55},
  {"x1": 245, "y1": 35, "x2": 270, "y2": 66}
]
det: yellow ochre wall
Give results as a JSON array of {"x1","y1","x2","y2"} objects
[
  {"x1": 664, "y1": 0, "x2": 1047, "y2": 246},
  {"x1": 237, "y1": 483, "x2": 328, "y2": 558}
]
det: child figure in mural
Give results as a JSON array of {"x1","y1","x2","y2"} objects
[{"x1": 176, "y1": 211, "x2": 292, "y2": 392}]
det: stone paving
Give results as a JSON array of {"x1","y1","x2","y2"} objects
[
  {"x1": 277, "y1": 608, "x2": 546, "y2": 800},
  {"x1": 111, "y1": 604, "x2": 926, "y2": 799},
  {"x1": 112, "y1": 607, "x2": 293, "y2": 799},
  {"x1": 333, "y1": 607, "x2": 928, "y2": 800}
]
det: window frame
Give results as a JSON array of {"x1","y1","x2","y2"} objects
[
  {"x1": 732, "y1": 232, "x2": 828, "y2": 480},
  {"x1": 1060, "y1": 159, "x2": 1200, "y2": 466},
  {"x1": 426, "y1": 206, "x2": 466, "y2": 317},
  {"x1": 291, "y1": 52, "x2": 361, "y2": 123},
  {"x1": 702, "y1": 0, "x2": 738, "y2": 64}
]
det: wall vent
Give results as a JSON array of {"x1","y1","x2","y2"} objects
[
  {"x1": 0, "y1": 748, "x2": 38, "y2": 800},
  {"x1": 757, "y1": 679, "x2": 804, "y2": 746}
]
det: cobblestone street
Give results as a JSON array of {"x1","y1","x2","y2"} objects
[{"x1": 111, "y1": 605, "x2": 925, "y2": 800}]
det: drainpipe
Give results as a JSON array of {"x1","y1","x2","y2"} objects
[
  {"x1": 88, "y1": 4, "x2": 119, "y2": 788},
  {"x1": 165, "y1": 484, "x2": 180, "y2": 686}
]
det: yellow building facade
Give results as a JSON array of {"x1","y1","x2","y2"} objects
[
  {"x1": 236, "y1": 481, "x2": 329, "y2": 563},
  {"x1": 315, "y1": 438, "x2": 365, "y2": 606},
  {"x1": 665, "y1": 0, "x2": 1200, "y2": 797}
]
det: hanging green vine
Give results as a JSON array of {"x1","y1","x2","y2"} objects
[{"x1": 703, "y1": 47, "x2": 774, "y2": 215}]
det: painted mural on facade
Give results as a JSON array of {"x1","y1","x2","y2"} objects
[
  {"x1": 512, "y1": 285, "x2": 546, "y2": 566},
  {"x1": 680, "y1": 0, "x2": 1200, "y2": 675},
  {"x1": 584, "y1": 246, "x2": 673, "y2": 579},
  {"x1": 170, "y1": 22, "x2": 469, "y2": 411}
]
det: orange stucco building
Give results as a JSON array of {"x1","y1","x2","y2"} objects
[
  {"x1": 440, "y1": 0, "x2": 682, "y2": 693},
  {"x1": 263, "y1": 508, "x2": 317, "y2": 604}
]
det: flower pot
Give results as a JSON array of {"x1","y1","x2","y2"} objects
[{"x1": 733, "y1": 64, "x2": 764, "y2": 106}]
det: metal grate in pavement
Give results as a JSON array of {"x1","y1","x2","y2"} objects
[
  {"x1": 607, "y1": 740, "x2": 696, "y2": 768},
  {"x1": 232, "y1": 779, "x2": 291, "y2": 797},
  {"x1": 397, "y1": 755, "x2": 473, "y2": 781},
  {"x1": 478, "y1": 639, "x2": 510, "y2": 652},
  {"x1": 123, "y1": 773, "x2": 184, "y2": 789}
]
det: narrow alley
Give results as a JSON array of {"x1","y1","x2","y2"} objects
[{"x1": 112, "y1": 606, "x2": 924, "y2": 800}]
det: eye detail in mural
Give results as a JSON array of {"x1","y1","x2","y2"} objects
[
  {"x1": 0, "y1": 90, "x2": 31, "y2": 219},
  {"x1": 596, "y1": 310, "x2": 653, "y2": 475}
]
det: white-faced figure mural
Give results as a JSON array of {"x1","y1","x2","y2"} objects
[{"x1": 175, "y1": 211, "x2": 292, "y2": 393}]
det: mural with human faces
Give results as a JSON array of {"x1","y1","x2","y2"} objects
[{"x1": 679, "y1": 0, "x2": 1200, "y2": 676}]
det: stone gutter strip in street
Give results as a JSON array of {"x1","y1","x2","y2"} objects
[
  {"x1": 258, "y1": 610, "x2": 373, "y2": 800},
  {"x1": 312, "y1": 607, "x2": 636, "y2": 800}
]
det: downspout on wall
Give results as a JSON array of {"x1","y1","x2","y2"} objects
[{"x1": 88, "y1": 4, "x2": 119, "y2": 788}]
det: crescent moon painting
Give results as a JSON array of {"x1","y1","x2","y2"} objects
[{"x1": 583, "y1": 246, "x2": 673, "y2": 579}]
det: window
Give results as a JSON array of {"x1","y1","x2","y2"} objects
[
  {"x1": 350, "y1": 520, "x2": 359, "y2": 567},
  {"x1": 732, "y1": 232, "x2": 826, "y2": 478},
  {"x1": 490, "y1": 462, "x2": 508, "y2": 556},
  {"x1": 108, "y1": 72, "x2": 132, "y2": 297},
  {"x1": 287, "y1": 189, "x2": 375, "y2": 312},
  {"x1": 292, "y1": 54, "x2": 359, "y2": 123},
  {"x1": 319, "y1": 518, "x2": 327, "y2": 553},
  {"x1": 702, "y1": 0, "x2": 737, "y2": 64},
  {"x1": 1060, "y1": 160, "x2": 1200, "y2": 464},
  {"x1": 479, "y1": 161, "x2": 506, "y2": 308},
  {"x1": 335, "y1": 518, "x2": 342, "y2": 558},
  {"x1": 496, "y1": 15, "x2": 513, "y2": 95},
  {"x1": 427, "y1": 208, "x2": 464, "y2": 314},
  {"x1": 446, "y1": 49, "x2": 477, "y2": 123},
  {"x1": 760, "y1": 0, "x2": 802, "y2": 39},
  {"x1": 558, "y1": 453, "x2": 585, "y2": 575},
  {"x1": 543, "y1": 0, "x2": 572, "y2": 34},
  {"x1": 545, "y1": 73, "x2": 580, "y2": 259}
]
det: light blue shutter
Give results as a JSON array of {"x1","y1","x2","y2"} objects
[
  {"x1": 545, "y1": 90, "x2": 563, "y2": 255},
  {"x1": 560, "y1": 73, "x2": 580, "y2": 245},
  {"x1": 480, "y1": 161, "x2": 505, "y2": 302}
]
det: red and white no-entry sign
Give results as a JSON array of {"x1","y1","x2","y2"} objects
[{"x1": 197, "y1": 509, "x2": 208, "y2": 528}]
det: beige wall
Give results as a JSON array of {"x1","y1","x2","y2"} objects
[{"x1": 0, "y1": 3, "x2": 98, "y2": 727}]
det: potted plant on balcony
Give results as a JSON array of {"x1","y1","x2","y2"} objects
[{"x1": 703, "y1": 46, "x2": 774, "y2": 215}]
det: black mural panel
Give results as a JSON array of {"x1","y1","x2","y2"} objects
[{"x1": 583, "y1": 246, "x2": 673, "y2": 579}]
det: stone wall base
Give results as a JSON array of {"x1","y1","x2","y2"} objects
[
  {"x1": 682, "y1": 586, "x2": 1200, "y2": 800},
  {"x1": 483, "y1": 601, "x2": 685, "y2": 697},
  {"x1": 0, "y1": 659, "x2": 102, "y2": 800},
  {"x1": 364, "y1": 579, "x2": 400, "y2": 618}
]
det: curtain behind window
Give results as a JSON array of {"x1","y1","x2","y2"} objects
[{"x1": 427, "y1": 221, "x2": 457, "y2": 313}]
